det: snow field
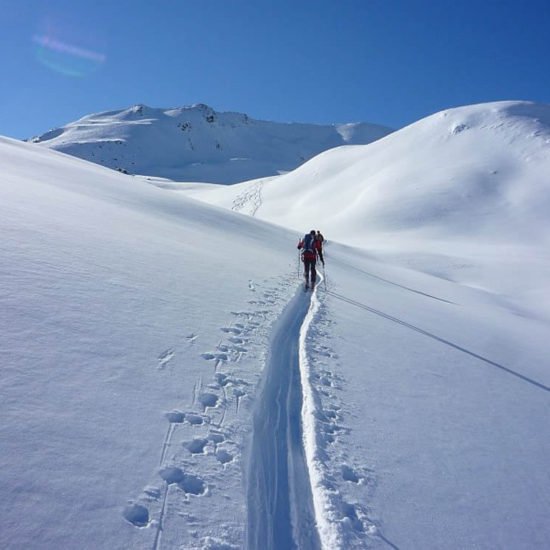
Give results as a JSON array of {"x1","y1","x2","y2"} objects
[
  {"x1": 0, "y1": 136, "x2": 307, "y2": 549},
  {"x1": 3, "y1": 98, "x2": 550, "y2": 550},
  {"x1": 2, "y1": 135, "x2": 382, "y2": 549},
  {"x1": 314, "y1": 248, "x2": 550, "y2": 549}
]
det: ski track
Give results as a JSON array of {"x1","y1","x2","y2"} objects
[
  {"x1": 246, "y1": 279, "x2": 339, "y2": 550},
  {"x1": 121, "y1": 276, "x2": 305, "y2": 548},
  {"x1": 119, "y1": 274, "x2": 382, "y2": 549},
  {"x1": 297, "y1": 282, "x2": 344, "y2": 550},
  {"x1": 232, "y1": 180, "x2": 264, "y2": 216},
  {"x1": 326, "y1": 289, "x2": 550, "y2": 393}
]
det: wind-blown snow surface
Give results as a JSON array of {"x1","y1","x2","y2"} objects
[
  {"x1": 2, "y1": 121, "x2": 550, "y2": 550},
  {"x1": 30, "y1": 103, "x2": 392, "y2": 183}
]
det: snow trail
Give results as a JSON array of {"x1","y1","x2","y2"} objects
[
  {"x1": 326, "y1": 289, "x2": 550, "y2": 393},
  {"x1": 246, "y1": 287, "x2": 322, "y2": 550},
  {"x1": 298, "y1": 281, "x2": 342, "y2": 550}
]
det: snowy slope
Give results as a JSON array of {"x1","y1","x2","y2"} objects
[
  {"x1": 30, "y1": 104, "x2": 392, "y2": 183},
  {"x1": 2, "y1": 126, "x2": 550, "y2": 550},
  {"x1": 0, "y1": 137, "x2": 304, "y2": 550},
  {"x1": 185, "y1": 100, "x2": 550, "y2": 317}
]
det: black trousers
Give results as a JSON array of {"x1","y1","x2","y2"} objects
[{"x1": 304, "y1": 258, "x2": 317, "y2": 285}]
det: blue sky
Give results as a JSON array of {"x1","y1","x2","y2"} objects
[{"x1": 2, "y1": 0, "x2": 550, "y2": 138}]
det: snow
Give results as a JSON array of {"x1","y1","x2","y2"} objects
[
  {"x1": 0, "y1": 136, "x2": 300, "y2": 549},
  {"x1": 30, "y1": 104, "x2": 392, "y2": 184},
  {"x1": 246, "y1": 290, "x2": 319, "y2": 550},
  {"x1": 186, "y1": 100, "x2": 550, "y2": 319},
  {"x1": 2, "y1": 99, "x2": 550, "y2": 550},
  {"x1": 319, "y1": 251, "x2": 549, "y2": 548}
]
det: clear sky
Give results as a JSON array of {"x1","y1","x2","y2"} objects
[{"x1": 2, "y1": 0, "x2": 550, "y2": 138}]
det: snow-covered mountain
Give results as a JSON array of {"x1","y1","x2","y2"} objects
[
  {"x1": 183, "y1": 100, "x2": 550, "y2": 315},
  {"x1": 30, "y1": 103, "x2": 392, "y2": 183},
  {"x1": 2, "y1": 98, "x2": 550, "y2": 550}
]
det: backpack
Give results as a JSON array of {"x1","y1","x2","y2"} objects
[{"x1": 303, "y1": 233, "x2": 316, "y2": 252}]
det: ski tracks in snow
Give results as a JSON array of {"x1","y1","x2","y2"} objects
[
  {"x1": 299, "y1": 285, "x2": 383, "y2": 549},
  {"x1": 122, "y1": 276, "x2": 298, "y2": 549},
  {"x1": 246, "y1": 276, "x2": 378, "y2": 550},
  {"x1": 231, "y1": 180, "x2": 264, "y2": 216},
  {"x1": 122, "y1": 272, "x2": 378, "y2": 549},
  {"x1": 246, "y1": 288, "x2": 320, "y2": 550}
]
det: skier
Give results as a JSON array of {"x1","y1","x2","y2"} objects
[
  {"x1": 315, "y1": 230, "x2": 325, "y2": 265},
  {"x1": 297, "y1": 230, "x2": 321, "y2": 289}
]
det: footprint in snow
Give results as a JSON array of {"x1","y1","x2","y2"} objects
[
  {"x1": 208, "y1": 432, "x2": 225, "y2": 445},
  {"x1": 221, "y1": 327, "x2": 242, "y2": 335},
  {"x1": 201, "y1": 352, "x2": 229, "y2": 362},
  {"x1": 159, "y1": 465, "x2": 185, "y2": 484},
  {"x1": 233, "y1": 388, "x2": 246, "y2": 399},
  {"x1": 317, "y1": 349, "x2": 336, "y2": 358},
  {"x1": 185, "y1": 413, "x2": 207, "y2": 426},
  {"x1": 165, "y1": 410, "x2": 185, "y2": 423},
  {"x1": 122, "y1": 503, "x2": 150, "y2": 527},
  {"x1": 341, "y1": 465, "x2": 360, "y2": 483},
  {"x1": 186, "y1": 438, "x2": 209, "y2": 454},
  {"x1": 143, "y1": 486, "x2": 161, "y2": 500},
  {"x1": 230, "y1": 311, "x2": 253, "y2": 319},
  {"x1": 199, "y1": 392, "x2": 219, "y2": 410},
  {"x1": 201, "y1": 536, "x2": 239, "y2": 550},
  {"x1": 215, "y1": 449, "x2": 234, "y2": 465},
  {"x1": 215, "y1": 373, "x2": 230, "y2": 387},
  {"x1": 341, "y1": 502, "x2": 364, "y2": 532},
  {"x1": 157, "y1": 348, "x2": 175, "y2": 369},
  {"x1": 158, "y1": 466, "x2": 207, "y2": 495},
  {"x1": 180, "y1": 474, "x2": 207, "y2": 495},
  {"x1": 230, "y1": 344, "x2": 248, "y2": 354}
]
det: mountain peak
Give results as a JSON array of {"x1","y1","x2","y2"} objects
[{"x1": 30, "y1": 104, "x2": 393, "y2": 183}]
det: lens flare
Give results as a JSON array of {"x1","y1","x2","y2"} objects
[{"x1": 33, "y1": 18, "x2": 106, "y2": 77}]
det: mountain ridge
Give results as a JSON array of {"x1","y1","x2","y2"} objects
[
  {"x1": 188, "y1": 100, "x2": 550, "y2": 246},
  {"x1": 181, "y1": 99, "x2": 550, "y2": 314},
  {"x1": 30, "y1": 103, "x2": 393, "y2": 183}
]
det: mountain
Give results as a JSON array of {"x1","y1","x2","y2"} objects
[
  {"x1": 183, "y1": 100, "x2": 550, "y2": 314},
  {"x1": 2, "y1": 98, "x2": 550, "y2": 550},
  {"x1": 29, "y1": 103, "x2": 392, "y2": 183}
]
